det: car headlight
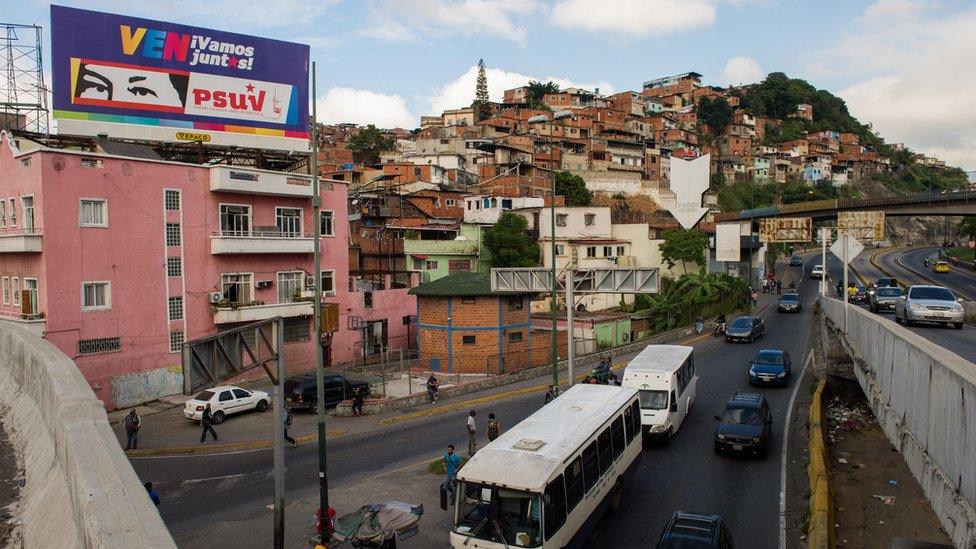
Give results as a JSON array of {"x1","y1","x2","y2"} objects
[
  {"x1": 910, "y1": 303, "x2": 926, "y2": 311},
  {"x1": 951, "y1": 304, "x2": 963, "y2": 311},
  {"x1": 752, "y1": 437, "x2": 761, "y2": 444},
  {"x1": 777, "y1": 372, "x2": 787, "y2": 378}
]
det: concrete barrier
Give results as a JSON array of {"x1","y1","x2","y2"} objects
[
  {"x1": 822, "y1": 298, "x2": 976, "y2": 548},
  {"x1": 807, "y1": 380, "x2": 833, "y2": 549},
  {"x1": 0, "y1": 322, "x2": 176, "y2": 548}
]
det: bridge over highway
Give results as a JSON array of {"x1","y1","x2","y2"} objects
[{"x1": 715, "y1": 189, "x2": 976, "y2": 222}]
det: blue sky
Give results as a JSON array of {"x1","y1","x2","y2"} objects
[{"x1": 16, "y1": 0, "x2": 976, "y2": 169}]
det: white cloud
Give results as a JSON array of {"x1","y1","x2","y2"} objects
[
  {"x1": 425, "y1": 64, "x2": 616, "y2": 114},
  {"x1": 551, "y1": 0, "x2": 716, "y2": 36},
  {"x1": 815, "y1": 1, "x2": 976, "y2": 169},
  {"x1": 360, "y1": 0, "x2": 543, "y2": 45},
  {"x1": 316, "y1": 88, "x2": 416, "y2": 129},
  {"x1": 64, "y1": 0, "x2": 339, "y2": 29},
  {"x1": 720, "y1": 56, "x2": 764, "y2": 86}
]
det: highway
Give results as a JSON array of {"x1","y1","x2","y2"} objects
[{"x1": 131, "y1": 272, "x2": 819, "y2": 548}]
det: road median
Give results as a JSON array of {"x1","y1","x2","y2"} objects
[
  {"x1": 807, "y1": 379, "x2": 833, "y2": 549},
  {"x1": 125, "y1": 428, "x2": 346, "y2": 457}
]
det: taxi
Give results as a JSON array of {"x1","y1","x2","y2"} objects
[{"x1": 933, "y1": 260, "x2": 950, "y2": 273}]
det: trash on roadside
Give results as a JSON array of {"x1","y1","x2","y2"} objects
[
  {"x1": 826, "y1": 396, "x2": 873, "y2": 435},
  {"x1": 837, "y1": 458, "x2": 848, "y2": 464},
  {"x1": 873, "y1": 495, "x2": 895, "y2": 505},
  {"x1": 888, "y1": 479, "x2": 898, "y2": 486}
]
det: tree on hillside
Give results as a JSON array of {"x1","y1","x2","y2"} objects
[
  {"x1": 347, "y1": 124, "x2": 393, "y2": 166},
  {"x1": 554, "y1": 171, "x2": 593, "y2": 206},
  {"x1": 697, "y1": 96, "x2": 733, "y2": 135},
  {"x1": 958, "y1": 217, "x2": 976, "y2": 240},
  {"x1": 525, "y1": 80, "x2": 560, "y2": 110},
  {"x1": 483, "y1": 212, "x2": 540, "y2": 268},
  {"x1": 473, "y1": 59, "x2": 491, "y2": 120},
  {"x1": 658, "y1": 229, "x2": 710, "y2": 275}
]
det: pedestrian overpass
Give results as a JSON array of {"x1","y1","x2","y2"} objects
[{"x1": 715, "y1": 189, "x2": 976, "y2": 222}]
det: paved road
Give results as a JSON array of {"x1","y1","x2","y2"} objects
[
  {"x1": 897, "y1": 246, "x2": 976, "y2": 301},
  {"x1": 132, "y1": 278, "x2": 817, "y2": 548}
]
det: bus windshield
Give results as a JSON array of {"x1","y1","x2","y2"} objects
[
  {"x1": 455, "y1": 482, "x2": 542, "y2": 547},
  {"x1": 638, "y1": 389, "x2": 669, "y2": 410}
]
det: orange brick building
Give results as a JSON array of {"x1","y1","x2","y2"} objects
[{"x1": 410, "y1": 273, "x2": 536, "y2": 373}]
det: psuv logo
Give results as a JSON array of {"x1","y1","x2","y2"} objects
[{"x1": 193, "y1": 83, "x2": 265, "y2": 112}]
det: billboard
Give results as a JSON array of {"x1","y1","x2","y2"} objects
[
  {"x1": 667, "y1": 154, "x2": 710, "y2": 229},
  {"x1": 715, "y1": 222, "x2": 741, "y2": 262},
  {"x1": 759, "y1": 217, "x2": 812, "y2": 243},
  {"x1": 838, "y1": 211, "x2": 885, "y2": 242},
  {"x1": 51, "y1": 6, "x2": 309, "y2": 151}
]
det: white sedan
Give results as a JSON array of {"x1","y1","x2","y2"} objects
[{"x1": 183, "y1": 385, "x2": 270, "y2": 424}]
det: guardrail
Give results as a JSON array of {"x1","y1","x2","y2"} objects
[{"x1": 807, "y1": 379, "x2": 833, "y2": 549}]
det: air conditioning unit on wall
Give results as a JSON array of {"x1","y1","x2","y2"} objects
[
  {"x1": 305, "y1": 276, "x2": 316, "y2": 290},
  {"x1": 208, "y1": 292, "x2": 224, "y2": 303}
]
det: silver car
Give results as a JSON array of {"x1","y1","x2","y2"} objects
[
  {"x1": 894, "y1": 285, "x2": 965, "y2": 329},
  {"x1": 868, "y1": 286, "x2": 902, "y2": 313}
]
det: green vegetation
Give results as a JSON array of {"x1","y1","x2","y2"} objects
[
  {"x1": 554, "y1": 171, "x2": 593, "y2": 206},
  {"x1": 482, "y1": 212, "x2": 540, "y2": 268},
  {"x1": 630, "y1": 273, "x2": 749, "y2": 333},
  {"x1": 347, "y1": 124, "x2": 393, "y2": 166},
  {"x1": 958, "y1": 217, "x2": 976, "y2": 240},
  {"x1": 473, "y1": 59, "x2": 491, "y2": 120},
  {"x1": 525, "y1": 80, "x2": 560, "y2": 110},
  {"x1": 871, "y1": 163, "x2": 970, "y2": 194},
  {"x1": 697, "y1": 96, "x2": 733, "y2": 135},
  {"x1": 716, "y1": 178, "x2": 841, "y2": 211},
  {"x1": 658, "y1": 229, "x2": 710, "y2": 274},
  {"x1": 947, "y1": 248, "x2": 974, "y2": 262}
]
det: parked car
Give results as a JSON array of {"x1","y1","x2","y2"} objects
[
  {"x1": 284, "y1": 373, "x2": 370, "y2": 413},
  {"x1": 869, "y1": 286, "x2": 902, "y2": 313},
  {"x1": 725, "y1": 315, "x2": 765, "y2": 343},
  {"x1": 894, "y1": 285, "x2": 965, "y2": 329},
  {"x1": 933, "y1": 260, "x2": 950, "y2": 273},
  {"x1": 789, "y1": 255, "x2": 803, "y2": 267},
  {"x1": 714, "y1": 392, "x2": 772, "y2": 458},
  {"x1": 183, "y1": 385, "x2": 270, "y2": 424},
  {"x1": 777, "y1": 293, "x2": 801, "y2": 313},
  {"x1": 656, "y1": 511, "x2": 734, "y2": 548},
  {"x1": 810, "y1": 264, "x2": 826, "y2": 279},
  {"x1": 748, "y1": 349, "x2": 792, "y2": 387},
  {"x1": 875, "y1": 276, "x2": 899, "y2": 288}
]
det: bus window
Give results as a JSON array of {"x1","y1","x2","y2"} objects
[
  {"x1": 630, "y1": 401, "x2": 640, "y2": 436},
  {"x1": 564, "y1": 457, "x2": 584, "y2": 512},
  {"x1": 597, "y1": 428, "x2": 612, "y2": 474},
  {"x1": 611, "y1": 417, "x2": 625, "y2": 458},
  {"x1": 581, "y1": 442, "x2": 599, "y2": 492},
  {"x1": 544, "y1": 475, "x2": 567, "y2": 540},
  {"x1": 623, "y1": 404, "x2": 636, "y2": 442}
]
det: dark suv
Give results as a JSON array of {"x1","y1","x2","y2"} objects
[
  {"x1": 875, "y1": 277, "x2": 899, "y2": 288},
  {"x1": 714, "y1": 392, "x2": 772, "y2": 458},
  {"x1": 284, "y1": 373, "x2": 370, "y2": 413},
  {"x1": 657, "y1": 511, "x2": 734, "y2": 548}
]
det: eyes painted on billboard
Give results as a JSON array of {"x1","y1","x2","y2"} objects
[{"x1": 75, "y1": 62, "x2": 189, "y2": 110}]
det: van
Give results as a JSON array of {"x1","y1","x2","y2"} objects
[{"x1": 621, "y1": 345, "x2": 697, "y2": 441}]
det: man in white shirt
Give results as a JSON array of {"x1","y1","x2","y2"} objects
[{"x1": 466, "y1": 409, "x2": 477, "y2": 456}]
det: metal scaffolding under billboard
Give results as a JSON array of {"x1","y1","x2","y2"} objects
[{"x1": 181, "y1": 317, "x2": 281, "y2": 395}]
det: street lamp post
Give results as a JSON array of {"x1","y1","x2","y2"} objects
[{"x1": 549, "y1": 144, "x2": 559, "y2": 394}]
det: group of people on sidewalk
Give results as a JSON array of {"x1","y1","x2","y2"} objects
[{"x1": 444, "y1": 407, "x2": 502, "y2": 504}]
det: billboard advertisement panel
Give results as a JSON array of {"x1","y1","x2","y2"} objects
[
  {"x1": 716, "y1": 222, "x2": 741, "y2": 262},
  {"x1": 51, "y1": 6, "x2": 309, "y2": 151},
  {"x1": 759, "y1": 217, "x2": 812, "y2": 243},
  {"x1": 838, "y1": 211, "x2": 885, "y2": 242}
]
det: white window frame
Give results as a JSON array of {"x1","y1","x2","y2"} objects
[
  {"x1": 23, "y1": 277, "x2": 38, "y2": 315},
  {"x1": 0, "y1": 200, "x2": 5, "y2": 227},
  {"x1": 1, "y1": 276, "x2": 8, "y2": 304},
  {"x1": 165, "y1": 222, "x2": 182, "y2": 246},
  {"x1": 218, "y1": 203, "x2": 251, "y2": 235},
  {"x1": 276, "y1": 270, "x2": 304, "y2": 303},
  {"x1": 275, "y1": 207, "x2": 303, "y2": 237},
  {"x1": 320, "y1": 270, "x2": 336, "y2": 296},
  {"x1": 168, "y1": 296, "x2": 184, "y2": 321},
  {"x1": 584, "y1": 213, "x2": 596, "y2": 226},
  {"x1": 79, "y1": 198, "x2": 108, "y2": 228},
  {"x1": 81, "y1": 281, "x2": 111, "y2": 311},
  {"x1": 164, "y1": 189, "x2": 181, "y2": 211},
  {"x1": 166, "y1": 257, "x2": 182, "y2": 277},
  {"x1": 445, "y1": 198, "x2": 456, "y2": 207},
  {"x1": 319, "y1": 210, "x2": 335, "y2": 237},
  {"x1": 10, "y1": 277, "x2": 19, "y2": 306},
  {"x1": 8, "y1": 198, "x2": 15, "y2": 226},
  {"x1": 220, "y1": 272, "x2": 254, "y2": 303},
  {"x1": 21, "y1": 195, "x2": 35, "y2": 232},
  {"x1": 168, "y1": 330, "x2": 185, "y2": 353},
  {"x1": 586, "y1": 246, "x2": 596, "y2": 258}
]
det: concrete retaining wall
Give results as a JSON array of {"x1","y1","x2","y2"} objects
[
  {"x1": 807, "y1": 380, "x2": 833, "y2": 549},
  {"x1": 822, "y1": 298, "x2": 976, "y2": 548},
  {"x1": 0, "y1": 322, "x2": 176, "y2": 548}
]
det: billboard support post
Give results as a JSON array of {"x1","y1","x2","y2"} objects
[
  {"x1": 273, "y1": 318, "x2": 285, "y2": 549},
  {"x1": 565, "y1": 269, "x2": 575, "y2": 388},
  {"x1": 820, "y1": 228, "x2": 828, "y2": 297}
]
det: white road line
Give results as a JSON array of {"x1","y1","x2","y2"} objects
[
  {"x1": 183, "y1": 473, "x2": 245, "y2": 485},
  {"x1": 779, "y1": 349, "x2": 813, "y2": 549}
]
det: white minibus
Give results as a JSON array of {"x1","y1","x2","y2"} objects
[
  {"x1": 450, "y1": 384, "x2": 642, "y2": 549},
  {"x1": 621, "y1": 344, "x2": 697, "y2": 440}
]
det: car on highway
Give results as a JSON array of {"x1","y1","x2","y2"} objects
[
  {"x1": 869, "y1": 286, "x2": 902, "y2": 313},
  {"x1": 284, "y1": 373, "x2": 370, "y2": 413},
  {"x1": 789, "y1": 255, "x2": 803, "y2": 267},
  {"x1": 748, "y1": 349, "x2": 792, "y2": 387},
  {"x1": 656, "y1": 511, "x2": 734, "y2": 548},
  {"x1": 183, "y1": 385, "x2": 270, "y2": 424},
  {"x1": 725, "y1": 315, "x2": 765, "y2": 343},
  {"x1": 875, "y1": 276, "x2": 899, "y2": 288},
  {"x1": 933, "y1": 260, "x2": 950, "y2": 273},
  {"x1": 810, "y1": 264, "x2": 826, "y2": 279},
  {"x1": 714, "y1": 392, "x2": 772, "y2": 458},
  {"x1": 777, "y1": 293, "x2": 801, "y2": 312},
  {"x1": 851, "y1": 284, "x2": 868, "y2": 304},
  {"x1": 894, "y1": 285, "x2": 965, "y2": 329}
]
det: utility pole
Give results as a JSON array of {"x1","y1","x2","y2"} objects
[
  {"x1": 565, "y1": 268, "x2": 575, "y2": 387},
  {"x1": 820, "y1": 227, "x2": 828, "y2": 297},
  {"x1": 549, "y1": 143, "x2": 559, "y2": 394},
  {"x1": 842, "y1": 230, "x2": 849, "y2": 332},
  {"x1": 310, "y1": 62, "x2": 331, "y2": 546}
]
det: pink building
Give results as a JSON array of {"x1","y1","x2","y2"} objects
[{"x1": 0, "y1": 132, "x2": 416, "y2": 410}]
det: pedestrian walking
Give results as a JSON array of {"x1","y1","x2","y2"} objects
[
  {"x1": 443, "y1": 445, "x2": 462, "y2": 504},
  {"x1": 283, "y1": 408, "x2": 297, "y2": 447},
  {"x1": 426, "y1": 374, "x2": 440, "y2": 404},
  {"x1": 694, "y1": 315, "x2": 704, "y2": 335},
  {"x1": 486, "y1": 413, "x2": 500, "y2": 442},
  {"x1": 466, "y1": 410, "x2": 477, "y2": 456},
  {"x1": 199, "y1": 403, "x2": 218, "y2": 443},
  {"x1": 544, "y1": 384, "x2": 556, "y2": 404},
  {"x1": 351, "y1": 386, "x2": 365, "y2": 416},
  {"x1": 775, "y1": 279, "x2": 782, "y2": 294},
  {"x1": 122, "y1": 409, "x2": 141, "y2": 450},
  {"x1": 144, "y1": 482, "x2": 160, "y2": 506}
]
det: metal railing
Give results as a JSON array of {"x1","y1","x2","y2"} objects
[
  {"x1": 212, "y1": 229, "x2": 312, "y2": 239},
  {"x1": 0, "y1": 227, "x2": 42, "y2": 236}
]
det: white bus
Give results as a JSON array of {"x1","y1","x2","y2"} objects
[
  {"x1": 450, "y1": 384, "x2": 642, "y2": 549},
  {"x1": 621, "y1": 344, "x2": 697, "y2": 440}
]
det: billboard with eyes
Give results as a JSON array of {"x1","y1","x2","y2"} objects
[{"x1": 51, "y1": 5, "x2": 310, "y2": 151}]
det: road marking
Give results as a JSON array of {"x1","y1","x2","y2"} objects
[
  {"x1": 780, "y1": 349, "x2": 813, "y2": 549},
  {"x1": 183, "y1": 473, "x2": 244, "y2": 485}
]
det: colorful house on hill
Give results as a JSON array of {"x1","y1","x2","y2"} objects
[
  {"x1": 410, "y1": 272, "x2": 537, "y2": 374},
  {"x1": 403, "y1": 224, "x2": 490, "y2": 283}
]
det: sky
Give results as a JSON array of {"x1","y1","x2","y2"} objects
[{"x1": 14, "y1": 0, "x2": 976, "y2": 170}]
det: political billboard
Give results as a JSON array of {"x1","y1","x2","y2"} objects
[
  {"x1": 838, "y1": 211, "x2": 885, "y2": 242},
  {"x1": 759, "y1": 217, "x2": 812, "y2": 243},
  {"x1": 715, "y1": 222, "x2": 741, "y2": 262},
  {"x1": 51, "y1": 6, "x2": 309, "y2": 151}
]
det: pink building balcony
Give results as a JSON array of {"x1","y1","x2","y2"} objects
[
  {"x1": 211, "y1": 298, "x2": 314, "y2": 324},
  {"x1": 209, "y1": 229, "x2": 315, "y2": 254},
  {"x1": 0, "y1": 227, "x2": 43, "y2": 253}
]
